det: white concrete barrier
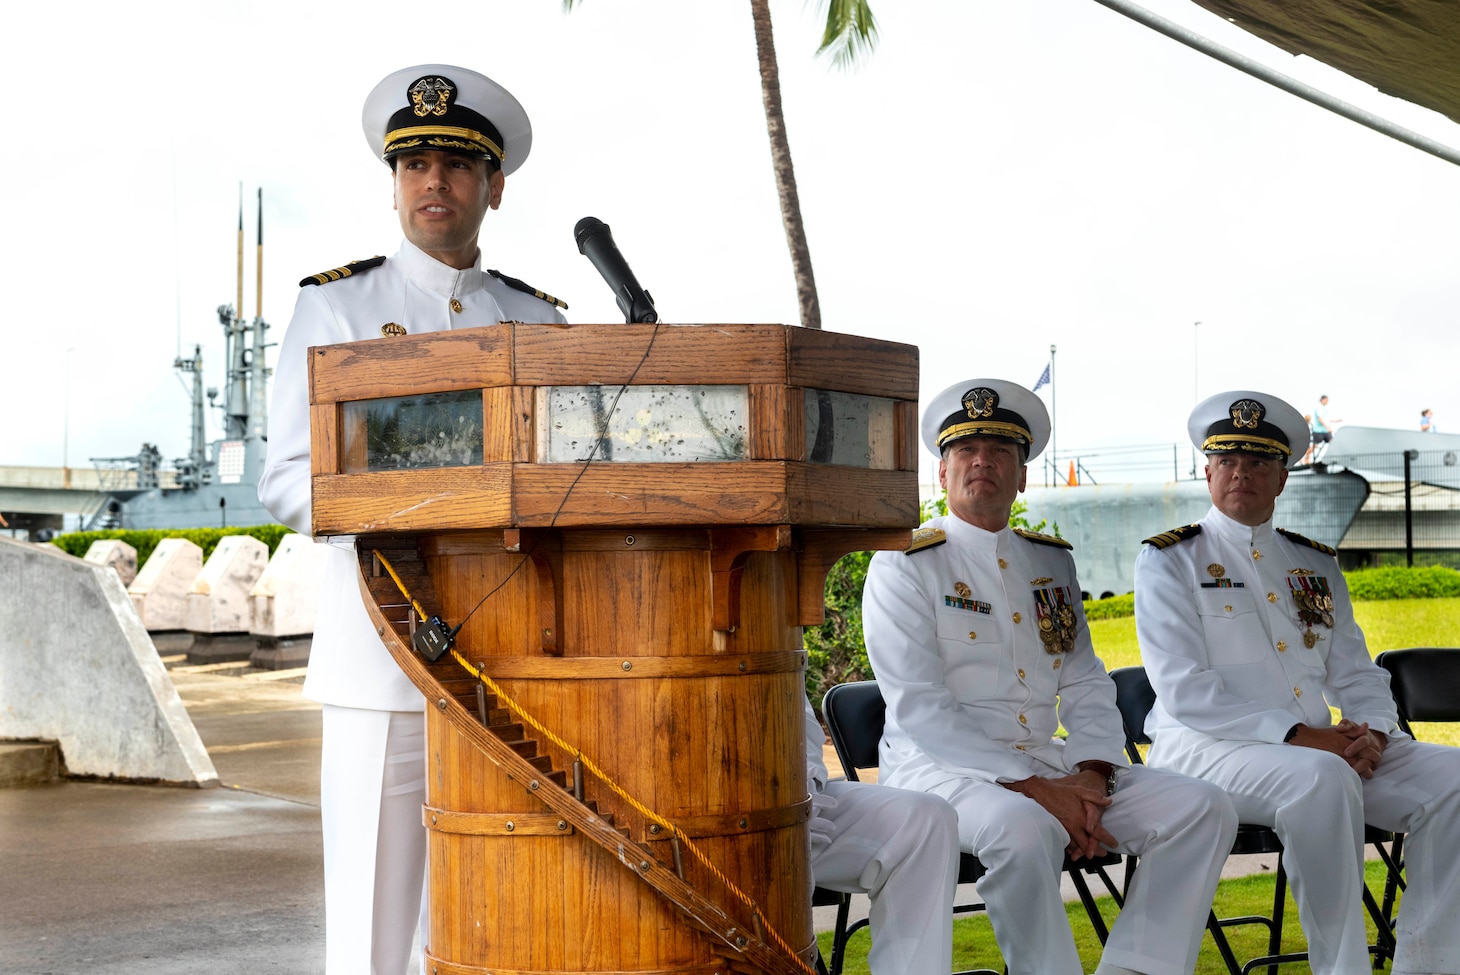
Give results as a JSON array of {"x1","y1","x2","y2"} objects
[
  {"x1": 249, "y1": 533, "x2": 324, "y2": 639},
  {"x1": 128, "y1": 538, "x2": 203, "y2": 631},
  {"x1": 0, "y1": 537, "x2": 218, "y2": 785},
  {"x1": 186, "y1": 535, "x2": 268, "y2": 634},
  {"x1": 83, "y1": 539, "x2": 138, "y2": 586}
]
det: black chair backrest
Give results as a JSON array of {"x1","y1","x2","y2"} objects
[
  {"x1": 1375, "y1": 648, "x2": 1460, "y2": 732},
  {"x1": 1109, "y1": 665, "x2": 1155, "y2": 763},
  {"x1": 821, "y1": 680, "x2": 886, "y2": 783}
]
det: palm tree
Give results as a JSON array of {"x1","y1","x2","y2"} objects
[
  {"x1": 566, "y1": 0, "x2": 877, "y2": 330},
  {"x1": 758, "y1": 0, "x2": 875, "y2": 330}
]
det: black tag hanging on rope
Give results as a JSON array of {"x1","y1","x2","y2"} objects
[{"x1": 413, "y1": 615, "x2": 456, "y2": 662}]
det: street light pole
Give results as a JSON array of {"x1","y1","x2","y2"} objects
[
  {"x1": 1191, "y1": 322, "x2": 1201, "y2": 479},
  {"x1": 1050, "y1": 343, "x2": 1058, "y2": 485},
  {"x1": 63, "y1": 347, "x2": 74, "y2": 490}
]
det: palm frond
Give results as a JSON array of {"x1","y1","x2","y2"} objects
[{"x1": 815, "y1": 0, "x2": 879, "y2": 70}]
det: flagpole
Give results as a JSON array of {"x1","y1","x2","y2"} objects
[{"x1": 1050, "y1": 343, "x2": 1057, "y2": 486}]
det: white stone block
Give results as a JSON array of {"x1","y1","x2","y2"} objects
[
  {"x1": 83, "y1": 539, "x2": 138, "y2": 586},
  {"x1": 128, "y1": 538, "x2": 203, "y2": 631},
  {"x1": 186, "y1": 535, "x2": 269, "y2": 634},
  {"x1": 0, "y1": 536, "x2": 217, "y2": 785},
  {"x1": 249, "y1": 533, "x2": 325, "y2": 639}
]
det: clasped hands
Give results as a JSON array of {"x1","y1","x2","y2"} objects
[
  {"x1": 1004, "y1": 769, "x2": 1116, "y2": 860},
  {"x1": 1288, "y1": 718, "x2": 1387, "y2": 778}
]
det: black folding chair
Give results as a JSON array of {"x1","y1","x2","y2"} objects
[
  {"x1": 1373, "y1": 647, "x2": 1460, "y2": 931},
  {"x1": 815, "y1": 679, "x2": 1123, "y2": 975},
  {"x1": 1109, "y1": 665, "x2": 1398, "y2": 975}
]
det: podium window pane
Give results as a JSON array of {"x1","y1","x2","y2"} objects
[
  {"x1": 805, "y1": 390, "x2": 896, "y2": 468},
  {"x1": 342, "y1": 390, "x2": 484, "y2": 472},
  {"x1": 538, "y1": 385, "x2": 748, "y2": 463}
]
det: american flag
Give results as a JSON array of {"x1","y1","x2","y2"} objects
[{"x1": 1032, "y1": 362, "x2": 1051, "y2": 392}]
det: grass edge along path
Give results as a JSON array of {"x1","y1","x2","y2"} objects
[{"x1": 818, "y1": 860, "x2": 1397, "y2": 975}]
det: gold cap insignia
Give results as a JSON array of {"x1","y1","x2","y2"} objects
[
  {"x1": 1230, "y1": 399, "x2": 1265, "y2": 430},
  {"x1": 954, "y1": 581, "x2": 971, "y2": 598},
  {"x1": 963, "y1": 387, "x2": 998, "y2": 418},
  {"x1": 1207, "y1": 563, "x2": 1225, "y2": 579},
  {"x1": 381, "y1": 322, "x2": 407, "y2": 337},
  {"x1": 409, "y1": 76, "x2": 454, "y2": 118}
]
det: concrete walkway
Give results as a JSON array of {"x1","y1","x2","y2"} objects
[
  {"x1": 0, "y1": 663, "x2": 1288, "y2": 974},
  {"x1": 0, "y1": 666, "x2": 328, "y2": 975}
]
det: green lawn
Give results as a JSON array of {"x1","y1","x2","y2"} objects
[
  {"x1": 819, "y1": 860, "x2": 1399, "y2": 975},
  {"x1": 1089, "y1": 596, "x2": 1460, "y2": 746}
]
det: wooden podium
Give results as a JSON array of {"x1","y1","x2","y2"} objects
[{"x1": 308, "y1": 322, "x2": 918, "y2": 975}]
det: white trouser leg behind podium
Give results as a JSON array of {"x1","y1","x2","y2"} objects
[{"x1": 321, "y1": 705, "x2": 428, "y2": 975}]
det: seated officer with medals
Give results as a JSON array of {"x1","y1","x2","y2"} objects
[
  {"x1": 864, "y1": 379, "x2": 1236, "y2": 975},
  {"x1": 1135, "y1": 390, "x2": 1460, "y2": 975}
]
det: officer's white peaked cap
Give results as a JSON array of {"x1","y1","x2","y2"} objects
[{"x1": 362, "y1": 64, "x2": 533, "y2": 175}]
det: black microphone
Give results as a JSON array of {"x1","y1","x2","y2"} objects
[{"x1": 573, "y1": 216, "x2": 658, "y2": 324}]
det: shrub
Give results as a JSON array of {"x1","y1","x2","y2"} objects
[
  {"x1": 50, "y1": 524, "x2": 293, "y2": 567},
  {"x1": 1083, "y1": 592, "x2": 1135, "y2": 621},
  {"x1": 1346, "y1": 565, "x2": 1460, "y2": 601}
]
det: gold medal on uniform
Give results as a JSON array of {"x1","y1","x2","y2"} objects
[
  {"x1": 1033, "y1": 584, "x2": 1076, "y2": 654},
  {"x1": 1288, "y1": 572, "x2": 1333, "y2": 650}
]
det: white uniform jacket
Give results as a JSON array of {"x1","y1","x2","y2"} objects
[
  {"x1": 258, "y1": 239, "x2": 567, "y2": 711},
  {"x1": 863, "y1": 514, "x2": 1128, "y2": 791},
  {"x1": 1135, "y1": 505, "x2": 1402, "y2": 773}
]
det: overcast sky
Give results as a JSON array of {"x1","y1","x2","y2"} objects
[{"x1": 5, "y1": 0, "x2": 1459, "y2": 489}]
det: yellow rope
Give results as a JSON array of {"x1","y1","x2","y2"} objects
[{"x1": 371, "y1": 549, "x2": 814, "y2": 975}]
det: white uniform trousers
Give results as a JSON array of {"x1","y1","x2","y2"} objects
[
  {"x1": 810, "y1": 780, "x2": 959, "y2": 975},
  {"x1": 320, "y1": 705, "x2": 430, "y2": 975},
  {"x1": 937, "y1": 765, "x2": 1235, "y2": 975},
  {"x1": 1182, "y1": 735, "x2": 1460, "y2": 975}
]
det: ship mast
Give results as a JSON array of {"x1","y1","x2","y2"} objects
[
  {"x1": 245, "y1": 188, "x2": 272, "y2": 484},
  {"x1": 220, "y1": 185, "x2": 250, "y2": 442}
]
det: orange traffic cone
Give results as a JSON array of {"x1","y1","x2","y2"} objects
[{"x1": 1067, "y1": 460, "x2": 1077, "y2": 486}]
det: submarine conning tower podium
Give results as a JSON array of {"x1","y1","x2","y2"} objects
[{"x1": 308, "y1": 322, "x2": 919, "y2": 975}]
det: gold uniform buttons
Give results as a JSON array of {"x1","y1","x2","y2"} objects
[
  {"x1": 998, "y1": 558, "x2": 1008, "y2": 569},
  {"x1": 1012, "y1": 612, "x2": 1022, "y2": 624},
  {"x1": 1277, "y1": 640, "x2": 1287, "y2": 653},
  {"x1": 1268, "y1": 592, "x2": 1278, "y2": 603},
  {"x1": 1225, "y1": 605, "x2": 1233, "y2": 613},
  {"x1": 1017, "y1": 668, "x2": 1026, "y2": 679},
  {"x1": 968, "y1": 631, "x2": 977, "y2": 640},
  {"x1": 1018, "y1": 713, "x2": 1028, "y2": 725},
  {"x1": 1294, "y1": 687, "x2": 1302, "y2": 697},
  {"x1": 450, "y1": 298, "x2": 463, "y2": 313},
  {"x1": 1015, "y1": 744, "x2": 1026, "y2": 751},
  {"x1": 1252, "y1": 550, "x2": 1263, "y2": 561},
  {"x1": 1052, "y1": 659, "x2": 1061, "y2": 670}
]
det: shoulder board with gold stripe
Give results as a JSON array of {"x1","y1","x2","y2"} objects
[
  {"x1": 488, "y1": 269, "x2": 568, "y2": 310},
  {"x1": 1142, "y1": 524, "x2": 1202, "y2": 549},
  {"x1": 1277, "y1": 528, "x2": 1336, "y2": 557},
  {"x1": 299, "y1": 256, "x2": 385, "y2": 287},
  {"x1": 1014, "y1": 527, "x2": 1073, "y2": 550},
  {"x1": 904, "y1": 527, "x2": 946, "y2": 555}
]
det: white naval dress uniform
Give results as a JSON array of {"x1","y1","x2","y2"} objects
[
  {"x1": 804, "y1": 695, "x2": 959, "y2": 975},
  {"x1": 864, "y1": 514, "x2": 1236, "y2": 975},
  {"x1": 258, "y1": 238, "x2": 567, "y2": 974},
  {"x1": 1135, "y1": 505, "x2": 1460, "y2": 975}
]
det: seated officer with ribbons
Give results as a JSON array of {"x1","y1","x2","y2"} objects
[
  {"x1": 863, "y1": 379, "x2": 1236, "y2": 975},
  {"x1": 1135, "y1": 390, "x2": 1460, "y2": 975}
]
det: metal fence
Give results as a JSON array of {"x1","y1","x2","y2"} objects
[{"x1": 1327, "y1": 448, "x2": 1460, "y2": 569}]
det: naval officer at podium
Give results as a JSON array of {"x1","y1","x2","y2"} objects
[{"x1": 259, "y1": 64, "x2": 567, "y2": 975}]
